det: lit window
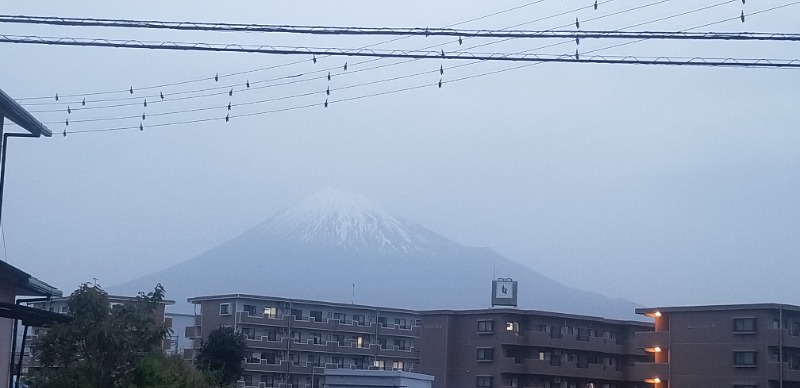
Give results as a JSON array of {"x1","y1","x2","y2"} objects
[
  {"x1": 373, "y1": 360, "x2": 385, "y2": 369},
  {"x1": 478, "y1": 320, "x2": 494, "y2": 333},
  {"x1": 506, "y1": 321, "x2": 519, "y2": 332},
  {"x1": 734, "y1": 318, "x2": 757, "y2": 333},
  {"x1": 476, "y1": 376, "x2": 493, "y2": 388},
  {"x1": 734, "y1": 351, "x2": 757, "y2": 366},
  {"x1": 477, "y1": 348, "x2": 494, "y2": 361},
  {"x1": 392, "y1": 360, "x2": 405, "y2": 370},
  {"x1": 263, "y1": 307, "x2": 277, "y2": 318}
]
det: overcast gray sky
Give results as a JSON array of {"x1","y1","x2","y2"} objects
[{"x1": 1, "y1": 0, "x2": 798, "y2": 307}]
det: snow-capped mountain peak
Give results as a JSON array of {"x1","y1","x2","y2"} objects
[{"x1": 258, "y1": 188, "x2": 426, "y2": 253}]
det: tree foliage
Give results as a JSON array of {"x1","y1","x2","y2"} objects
[
  {"x1": 129, "y1": 349, "x2": 215, "y2": 388},
  {"x1": 194, "y1": 326, "x2": 247, "y2": 386},
  {"x1": 29, "y1": 283, "x2": 172, "y2": 388}
]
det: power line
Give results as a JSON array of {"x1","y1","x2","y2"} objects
[
  {"x1": 13, "y1": 0, "x2": 553, "y2": 102},
  {"x1": 4, "y1": 15, "x2": 798, "y2": 42},
  {"x1": 2, "y1": 34, "x2": 797, "y2": 68},
  {"x1": 15, "y1": 0, "x2": 796, "y2": 136}
]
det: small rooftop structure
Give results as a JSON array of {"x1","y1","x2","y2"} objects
[{"x1": 323, "y1": 369, "x2": 434, "y2": 388}]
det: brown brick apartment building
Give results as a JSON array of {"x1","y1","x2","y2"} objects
[
  {"x1": 418, "y1": 308, "x2": 654, "y2": 388},
  {"x1": 631, "y1": 304, "x2": 800, "y2": 388},
  {"x1": 186, "y1": 294, "x2": 421, "y2": 388}
]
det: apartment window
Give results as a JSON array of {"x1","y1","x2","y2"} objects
[
  {"x1": 241, "y1": 328, "x2": 255, "y2": 340},
  {"x1": 307, "y1": 355, "x2": 320, "y2": 366},
  {"x1": 291, "y1": 331, "x2": 303, "y2": 343},
  {"x1": 310, "y1": 310, "x2": 323, "y2": 321},
  {"x1": 312, "y1": 333, "x2": 322, "y2": 344},
  {"x1": 374, "y1": 360, "x2": 386, "y2": 370},
  {"x1": 394, "y1": 339, "x2": 408, "y2": 350},
  {"x1": 332, "y1": 357, "x2": 344, "y2": 368},
  {"x1": 378, "y1": 337, "x2": 388, "y2": 349},
  {"x1": 395, "y1": 318, "x2": 407, "y2": 328},
  {"x1": 734, "y1": 351, "x2": 758, "y2": 367},
  {"x1": 355, "y1": 336, "x2": 365, "y2": 348},
  {"x1": 478, "y1": 320, "x2": 494, "y2": 333},
  {"x1": 392, "y1": 360, "x2": 405, "y2": 371},
  {"x1": 476, "y1": 376, "x2": 494, "y2": 388},
  {"x1": 265, "y1": 331, "x2": 277, "y2": 341},
  {"x1": 263, "y1": 306, "x2": 277, "y2": 318},
  {"x1": 477, "y1": 348, "x2": 494, "y2": 361},
  {"x1": 291, "y1": 309, "x2": 303, "y2": 320},
  {"x1": 734, "y1": 318, "x2": 757, "y2": 333},
  {"x1": 378, "y1": 316, "x2": 388, "y2": 327},
  {"x1": 243, "y1": 375, "x2": 252, "y2": 386},
  {"x1": 290, "y1": 354, "x2": 300, "y2": 366},
  {"x1": 332, "y1": 312, "x2": 346, "y2": 322},
  {"x1": 261, "y1": 375, "x2": 276, "y2": 387},
  {"x1": 353, "y1": 314, "x2": 366, "y2": 325},
  {"x1": 506, "y1": 321, "x2": 519, "y2": 332},
  {"x1": 243, "y1": 304, "x2": 256, "y2": 316},
  {"x1": 219, "y1": 303, "x2": 231, "y2": 315}
]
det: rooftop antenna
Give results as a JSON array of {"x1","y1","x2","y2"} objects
[{"x1": 351, "y1": 283, "x2": 355, "y2": 304}]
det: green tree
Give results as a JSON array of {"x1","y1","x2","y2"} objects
[
  {"x1": 194, "y1": 326, "x2": 247, "y2": 386},
  {"x1": 129, "y1": 349, "x2": 215, "y2": 388},
  {"x1": 29, "y1": 283, "x2": 171, "y2": 388}
]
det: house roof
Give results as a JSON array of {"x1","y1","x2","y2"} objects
[
  {"x1": 0, "y1": 301, "x2": 69, "y2": 327},
  {"x1": 0, "y1": 260, "x2": 62, "y2": 297},
  {"x1": 0, "y1": 87, "x2": 51, "y2": 137}
]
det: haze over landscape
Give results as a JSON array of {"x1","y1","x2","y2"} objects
[
  {"x1": 111, "y1": 188, "x2": 640, "y2": 318},
  {"x1": 1, "y1": 0, "x2": 798, "y2": 315}
]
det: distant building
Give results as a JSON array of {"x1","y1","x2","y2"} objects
[
  {"x1": 631, "y1": 304, "x2": 800, "y2": 388},
  {"x1": 418, "y1": 308, "x2": 654, "y2": 388},
  {"x1": 166, "y1": 311, "x2": 196, "y2": 355},
  {"x1": 19, "y1": 293, "x2": 175, "y2": 377},
  {"x1": 186, "y1": 294, "x2": 421, "y2": 388}
]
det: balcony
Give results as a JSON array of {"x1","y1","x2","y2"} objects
[
  {"x1": 290, "y1": 338, "x2": 375, "y2": 356},
  {"x1": 767, "y1": 363, "x2": 800, "y2": 382},
  {"x1": 632, "y1": 331, "x2": 669, "y2": 350},
  {"x1": 502, "y1": 357, "x2": 624, "y2": 380},
  {"x1": 243, "y1": 360, "x2": 290, "y2": 373},
  {"x1": 238, "y1": 312, "x2": 290, "y2": 327},
  {"x1": 377, "y1": 323, "x2": 419, "y2": 338},
  {"x1": 628, "y1": 362, "x2": 669, "y2": 381},
  {"x1": 247, "y1": 337, "x2": 288, "y2": 350},
  {"x1": 766, "y1": 329, "x2": 800, "y2": 348}
]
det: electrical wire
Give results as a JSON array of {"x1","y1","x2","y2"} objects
[
  {"x1": 17, "y1": 0, "x2": 799, "y2": 135},
  {"x1": 13, "y1": 0, "x2": 551, "y2": 102}
]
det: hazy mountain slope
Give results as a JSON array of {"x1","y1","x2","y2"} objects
[{"x1": 111, "y1": 188, "x2": 640, "y2": 319}]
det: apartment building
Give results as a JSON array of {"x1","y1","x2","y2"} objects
[
  {"x1": 418, "y1": 308, "x2": 654, "y2": 388},
  {"x1": 19, "y1": 293, "x2": 176, "y2": 375},
  {"x1": 186, "y1": 294, "x2": 421, "y2": 388},
  {"x1": 631, "y1": 304, "x2": 800, "y2": 388}
]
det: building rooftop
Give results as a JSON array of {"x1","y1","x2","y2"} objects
[
  {"x1": 0, "y1": 260, "x2": 61, "y2": 297},
  {"x1": 420, "y1": 307, "x2": 652, "y2": 327},
  {"x1": 636, "y1": 303, "x2": 800, "y2": 315},
  {"x1": 188, "y1": 293, "x2": 419, "y2": 314}
]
